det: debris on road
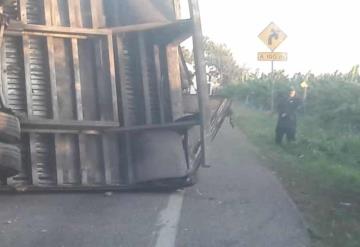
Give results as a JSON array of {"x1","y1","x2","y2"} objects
[
  {"x1": 195, "y1": 189, "x2": 203, "y2": 197},
  {"x1": 104, "y1": 192, "x2": 113, "y2": 197}
]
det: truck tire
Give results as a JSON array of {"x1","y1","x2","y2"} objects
[
  {"x1": 0, "y1": 143, "x2": 21, "y2": 184},
  {"x1": 0, "y1": 111, "x2": 20, "y2": 144}
]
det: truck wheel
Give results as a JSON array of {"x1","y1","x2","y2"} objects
[
  {"x1": 0, "y1": 143, "x2": 21, "y2": 183},
  {"x1": 0, "y1": 111, "x2": 20, "y2": 144}
]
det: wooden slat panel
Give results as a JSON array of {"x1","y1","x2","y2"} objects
[
  {"x1": 158, "y1": 44, "x2": 173, "y2": 122},
  {"x1": 94, "y1": 14, "x2": 113, "y2": 186},
  {"x1": 102, "y1": 133, "x2": 121, "y2": 185},
  {"x1": 78, "y1": 135, "x2": 88, "y2": 184},
  {"x1": 7, "y1": 22, "x2": 111, "y2": 35},
  {"x1": 54, "y1": 0, "x2": 70, "y2": 27},
  {"x1": 123, "y1": 133, "x2": 133, "y2": 184},
  {"x1": 27, "y1": 36, "x2": 52, "y2": 118},
  {"x1": 20, "y1": 0, "x2": 39, "y2": 186},
  {"x1": 69, "y1": 0, "x2": 83, "y2": 27},
  {"x1": 22, "y1": 34, "x2": 33, "y2": 118},
  {"x1": 68, "y1": 0, "x2": 84, "y2": 121},
  {"x1": 115, "y1": 36, "x2": 134, "y2": 183},
  {"x1": 13, "y1": 134, "x2": 32, "y2": 185},
  {"x1": 19, "y1": 0, "x2": 27, "y2": 22},
  {"x1": 102, "y1": 0, "x2": 121, "y2": 26},
  {"x1": 25, "y1": 41, "x2": 56, "y2": 184},
  {"x1": 68, "y1": 0, "x2": 95, "y2": 185},
  {"x1": 83, "y1": 0, "x2": 106, "y2": 185},
  {"x1": 92, "y1": 41, "x2": 114, "y2": 121},
  {"x1": 0, "y1": 36, "x2": 7, "y2": 106},
  {"x1": 44, "y1": 0, "x2": 61, "y2": 184},
  {"x1": 21, "y1": 120, "x2": 198, "y2": 134},
  {"x1": 46, "y1": 37, "x2": 58, "y2": 119},
  {"x1": 107, "y1": 34, "x2": 119, "y2": 122},
  {"x1": 79, "y1": 0, "x2": 93, "y2": 28},
  {"x1": 78, "y1": 40, "x2": 99, "y2": 120},
  {"x1": 69, "y1": 3, "x2": 87, "y2": 191},
  {"x1": 71, "y1": 38, "x2": 84, "y2": 120},
  {"x1": 0, "y1": 0, "x2": 203, "y2": 190},
  {"x1": 2, "y1": 36, "x2": 27, "y2": 116},
  {"x1": 85, "y1": 0, "x2": 109, "y2": 185},
  {"x1": 77, "y1": 1, "x2": 99, "y2": 120},
  {"x1": 32, "y1": 134, "x2": 56, "y2": 186},
  {"x1": 145, "y1": 38, "x2": 161, "y2": 124},
  {"x1": 82, "y1": 135, "x2": 103, "y2": 184},
  {"x1": 138, "y1": 33, "x2": 152, "y2": 124},
  {"x1": 52, "y1": 20, "x2": 75, "y2": 120},
  {"x1": 90, "y1": 0, "x2": 106, "y2": 28},
  {"x1": 25, "y1": 0, "x2": 45, "y2": 25},
  {"x1": 6, "y1": 30, "x2": 87, "y2": 39},
  {"x1": 104, "y1": 34, "x2": 122, "y2": 185},
  {"x1": 153, "y1": 45, "x2": 166, "y2": 123},
  {"x1": 118, "y1": 34, "x2": 146, "y2": 125},
  {"x1": 90, "y1": 1, "x2": 115, "y2": 122},
  {"x1": 44, "y1": 0, "x2": 63, "y2": 184},
  {"x1": 49, "y1": 0, "x2": 80, "y2": 185},
  {"x1": 166, "y1": 45, "x2": 184, "y2": 121},
  {"x1": 29, "y1": 133, "x2": 39, "y2": 185},
  {"x1": 111, "y1": 21, "x2": 175, "y2": 34},
  {"x1": 116, "y1": 36, "x2": 131, "y2": 126}
]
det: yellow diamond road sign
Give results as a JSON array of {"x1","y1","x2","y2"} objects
[
  {"x1": 301, "y1": 81, "x2": 309, "y2": 88},
  {"x1": 258, "y1": 22, "x2": 287, "y2": 51}
]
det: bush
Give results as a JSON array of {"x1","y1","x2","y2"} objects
[{"x1": 222, "y1": 71, "x2": 360, "y2": 129}]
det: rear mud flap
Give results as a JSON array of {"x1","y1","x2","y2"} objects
[
  {"x1": 130, "y1": 113, "x2": 203, "y2": 188},
  {"x1": 132, "y1": 130, "x2": 189, "y2": 183}
]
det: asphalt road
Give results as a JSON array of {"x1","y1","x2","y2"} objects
[{"x1": 0, "y1": 123, "x2": 309, "y2": 247}]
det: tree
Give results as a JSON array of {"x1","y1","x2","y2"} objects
[
  {"x1": 203, "y1": 37, "x2": 243, "y2": 85},
  {"x1": 180, "y1": 37, "x2": 244, "y2": 85}
]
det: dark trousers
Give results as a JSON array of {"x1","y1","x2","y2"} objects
[{"x1": 275, "y1": 125, "x2": 296, "y2": 144}]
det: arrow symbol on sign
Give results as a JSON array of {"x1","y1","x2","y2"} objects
[{"x1": 268, "y1": 29, "x2": 279, "y2": 45}]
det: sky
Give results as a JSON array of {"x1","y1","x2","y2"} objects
[{"x1": 181, "y1": 0, "x2": 360, "y2": 75}]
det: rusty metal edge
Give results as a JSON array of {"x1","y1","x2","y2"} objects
[{"x1": 0, "y1": 176, "x2": 196, "y2": 193}]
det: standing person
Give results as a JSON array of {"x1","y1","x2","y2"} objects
[{"x1": 275, "y1": 88, "x2": 301, "y2": 145}]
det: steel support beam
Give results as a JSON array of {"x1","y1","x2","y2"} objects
[{"x1": 188, "y1": 0, "x2": 209, "y2": 166}]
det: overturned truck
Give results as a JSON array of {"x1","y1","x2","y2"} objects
[{"x1": 0, "y1": 0, "x2": 230, "y2": 192}]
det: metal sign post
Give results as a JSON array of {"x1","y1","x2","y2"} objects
[
  {"x1": 258, "y1": 22, "x2": 287, "y2": 111},
  {"x1": 271, "y1": 60, "x2": 274, "y2": 111}
]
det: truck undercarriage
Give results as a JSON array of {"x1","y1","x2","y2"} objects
[{"x1": 0, "y1": 0, "x2": 230, "y2": 192}]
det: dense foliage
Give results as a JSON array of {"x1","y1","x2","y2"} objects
[
  {"x1": 234, "y1": 107, "x2": 360, "y2": 247},
  {"x1": 206, "y1": 33, "x2": 360, "y2": 246},
  {"x1": 222, "y1": 69, "x2": 360, "y2": 130},
  {"x1": 202, "y1": 37, "x2": 244, "y2": 85},
  {"x1": 181, "y1": 37, "x2": 245, "y2": 85}
]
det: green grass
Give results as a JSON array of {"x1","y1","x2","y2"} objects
[{"x1": 233, "y1": 105, "x2": 360, "y2": 247}]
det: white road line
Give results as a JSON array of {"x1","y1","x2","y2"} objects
[{"x1": 154, "y1": 190, "x2": 185, "y2": 247}]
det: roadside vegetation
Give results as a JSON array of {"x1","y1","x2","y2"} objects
[
  {"x1": 222, "y1": 71, "x2": 360, "y2": 247},
  {"x1": 185, "y1": 38, "x2": 360, "y2": 246}
]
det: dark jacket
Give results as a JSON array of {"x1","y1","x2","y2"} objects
[{"x1": 276, "y1": 96, "x2": 301, "y2": 129}]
